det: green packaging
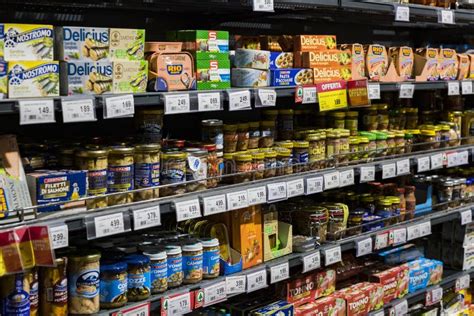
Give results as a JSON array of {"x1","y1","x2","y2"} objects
[
  {"x1": 109, "y1": 28, "x2": 145, "y2": 61},
  {"x1": 176, "y1": 30, "x2": 229, "y2": 53},
  {"x1": 112, "y1": 60, "x2": 148, "y2": 93},
  {"x1": 196, "y1": 56, "x2": 230, "y2": 90}
]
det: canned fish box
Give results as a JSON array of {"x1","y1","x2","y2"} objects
[
  {"x1": 8, "y1": 61, "x2": 59, "y2": 98},
  {"x1": 2, "y1": 24, "x2": 54, "y2": 61},
  {"x1": 112, "y1": 60, "x2": 147, "y2": 93},
  {"x1": 60, "y1": 61, "x2": 113, "y2": 95},
  {"x1": 270, "y1": 68, "x2": 313, "y2": 87},
  {"x1": 109, "y1": 28, "x2": 145, "y2": 61},
  {"x1": 0, "y1": 61, "x2": 7, "y2": 97},
  {"x1": 55, "y1": 26, "x2": 109, "y2": 61},
  {"x1": 196, "y1": 56, "x2": 230, "y2": 90}
]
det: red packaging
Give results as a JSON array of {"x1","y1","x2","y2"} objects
[
  {"x1": 283, "y1": 273, "x2": 316, "y2": 307},
  {"x1": 334, "y1": 288, "x2": 370, "y2": 316},
  {"x1": 357, "y1": 282, "x2": 384, "y2": 312},
  {"x1": 315, "y1": 269, "x2": 336, "y2": 299},
  {"x1": 295, "y1": 296, "x2": 346, "y2": 316},
  {"x1": 370, "y1": 265, "x2": 409, "y2": 304}
]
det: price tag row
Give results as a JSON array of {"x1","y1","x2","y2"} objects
[{"x1": 447, "y1": 150, "x2": 470, "y2": 167}]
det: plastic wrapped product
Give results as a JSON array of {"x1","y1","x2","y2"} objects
[
  {"x1": 231, "y1": 68, "x2": 270, "y2": 87},
  {"x1": 234, "y1": 48, "x2": 270, "y2": 70}
]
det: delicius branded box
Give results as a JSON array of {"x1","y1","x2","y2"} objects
[
  {"x1": 2, "y1": 23, "x2": 54, "y2": 61},
  {"x1": 313, "y1": 65, "x2": 352, "y2": 82},
  {"x1": 295, "y1": 50, "x2": 351, "y2": 68},
  {"x1": 55, "y1": 26, "x2": 109, "y2": 61},
  {"x1": 294, "y1": 35, "x2": 337, "y2": 51},
  {"x1": 8, "y1": 61, "x2": 59, "y2": 98},
  {"x1": 109, "y1": 28, "x2": 145, "y2": 61},
  {"x1": 112, "y1": 60, "x2": 147, "y2": 93},
  {"x1": 60, "y1": 61, "x2": 113, "y2": 95}
]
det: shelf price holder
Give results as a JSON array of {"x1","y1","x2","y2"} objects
[
  {"x1": 247, "y1": 186, "x2": 267, "y2": 206},
  {"x1": 356, "y1": 237, "x2": 373, "y2": 257},
  {"x1": 460, "y1": 209, "x2": 472, "y2": 225},
  {"x1": 324, "y1": 246, "x2": 342, "y2": 266},
  {"x1": 49, "y1": 224, "x2": 69, "y2": 249},
  {"x1": 227, "y1": 190, "x2": 248, "y2": 210},
  {"x1": 438, "y1": 9, "x2": 455, "y2": 24},
  {"x1": 368, "y1": 83, "x2": 381, "y2": 100},
  {"x1": 228, "y1": 90, "x2": 251, "y2": 111},
  {"x1": 175, "y1": 199, "x2": 201, "y2": 222},
  {"x1": 112, "y1": 302, "x2": 150, "y2": 316},
  {"x1": 61, "y1": 97, "x2": 96, "y2": 123},
  {"x1": 202, "y1": 280, "x2": 227, "y2": 307},
  {"x1": 164, "y1": 93, "x2": 190, "y2": 114},
  {"x1": 390, "y1": 299, "x2": 408, "y2": 316},
  {"x1": 374, "y1": 231, "x2": 390, "y2": 250},
  {"x1": 306, "y1": 176, "x2": 324, "y2": 195},
  {"x1": 382, "y1": 163, "x2": 396, "y2": 179},
  {"x1": 104, "y1": 94, "x2": 134, "y2": 118},
  {"x1": 85, "y1": 211, "x2": 130, "y2": 240},
  {"x1": 455, "y1": 274, "x2": 470, "y2": 292},
  {"x1": 267, "y1": 182, "x2": 287, "y2": 201},
  {"x1": 426, "y1": 286, "x2": 443, "y2": 306},
  {"x1": 19, "y1": 99, "x2": 55, "y2": 125},
  {"x1": 286, "y1": 178, "x2": 304, "y2": 198},
  {"x1": 253, "y1": 0, "x2": 274, "y2": 12},
  {"x1": 323, "y1": 172, "x2": 340, "y2": 190},
  {"x1": 316, "y1": 80, "x2": 348, "y2": 112},
  {"x1": 339, "y1": 169, "x2": 355, "y2": 187},
  {"x1": 269, "y1": 262, "x2": 290, "y2": 284},
  {"x1": 462, "y1": 80, "x2": 473, "y2": 95},
  {"x1": 255, "y1": 89, "x2": 277, "y2": 107},
  {"x1": 247, "y1": 269, "x2": 268, "y2": 293},
  {"x1": 394, "y1": 5, "x2": 410, "y2": 22},
  {"x1": 360, "y1": 165, "x2": 375, "y2": 183},
  {"x1": 198, "y1": 92, "x2": 221, "y2": 112},
  {"x1": 396, "y1": 158, "x2": 410, "y2": 175},
  {"x1": 417, "y1": 156, "x2": 431, "y2": 173},
  {"x1": 431, "y1": 153, "x2": 443, "y2": 169},
  {"x1": 399, "y1": 83, "x2": 415, "y2": 99},
  {"x1": 226, "y1": 275, "x2": 246, "y2": 295},
  {"x1": 295, "y1": 85, "x2": 317, "y2": 104},
  {"x1": 202, "y1": 194, "x2": 227, "y2": 216},
  {"x1": 132, "y1": 205, "x2": 161, "y2": 231},
  {"x1": 448, "y1": 81, "x2": 460, "y2": 96},
  {"x1": 302, "y1": 251, "x2": 321, "y2": 273},
  {"x1": 162, "y1": 292, "x2": 193, "y2": 316}
]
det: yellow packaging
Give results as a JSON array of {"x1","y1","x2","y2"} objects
[
  {"x1": 438, "y1": 48, "x2": 458, "y2": 80},
  {"x1": 231, "y1": 206, "x2": 262, "y2": 269},
  {"x1": 389, "y1": 46, "x2": 414, "y2": 80},
  {"x1": 2, "y1": 24, "x2": 54, "y2": 61},
  {"x1": 295, "y1": 50, "x2": 350, "y2": 68},
  {"x1": 313, "y1": 65, "x2": 352, "y2": 82},
  {"x1": 457, "y1": 53, "x2": 470, "y2": 80},
  {"x1": 8, "y1": 60, "x2": 59, "y2": 98},
  {"x1": 15, "y1": 226, "x2": 35, "y2": 269},
  {"x1": 340, "y1": 43, "x2": 365, "y2": 78},
  {"x1": 294, "y1": 35, "x2": 337, "y2": 51},
  {"x1": 365, "y1": 44, "x2": 388, "y2": 81}
]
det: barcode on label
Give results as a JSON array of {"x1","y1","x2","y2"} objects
[{"x1": 28, "y1": 115, "x2": 37, "y2": 120}]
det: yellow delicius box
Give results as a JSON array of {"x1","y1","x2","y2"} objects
[
  {"x1": 8, "y1": 61, "x2": 59, "y2": 98},
  {"x1": 2, "y1": 24, "x2": 54, "y2": 61}
]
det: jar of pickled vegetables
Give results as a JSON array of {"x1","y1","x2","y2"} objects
[
  {"x1": 306, "y1": 133, "x2": 321, "y2": 169},
  {"x1": 360, "y1": 131, "x2": 376, "y2": 159},
  {"x1": 349, "y1": 137, "x2": 359, "y2": 161},
  {"x1": 375, "y1": 132, "x2": 388, "y2": 157},
  {"x1": 440, "y1": 124, "x2": 451, "y2": 148},
  {"x1": 326, "y1": 130, "x2": 340, "y2": 162},
  {"x1": 377, "y1": 104, "x2": 389, "y2": 130},
  {"x1": 363, "y1": 107, "x2": 378, "y2": 130},
  {"x1": 358, "y1": 136, "x2": 369, "y2": 161},
  {"x1": 386, "y1": 131, "x2": 396, "y2": 155},
  {"x1": 419, "y1": 129, "x2": 436, "y2": 151},
  {"x1": 394, "y1": 131, "x2": 406, "y2": 155},
  {"x1": 310, "y1": 212, "x2": 328, "y2": 244},
  {"x1": 345, "y1": 111, "x2": 358, "y2": 136},
  {"x1": 108, "y1": 146, "x2": 134, "y2": 205},
  {"x1": 405, "y1": 108, "x2": 419, "y2": 129},
  {"x1": 405, "y1": 132, "x2": 414, "y2": 153},
  {"x1": 134, "y1": 144, "x2": 160, "y2": 201},
  {"x1": 203, "y1": 144, "x2": 219, "y2": 188},
  {"x1": 201, "y1": 119, "x2": 224, "y2": 152},
  {"x1": 339, "y1": 129, "x2": 350, "y2": 164}
]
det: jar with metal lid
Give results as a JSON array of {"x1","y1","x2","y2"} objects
[
  {"x1": 405, "y1": 108, "x2": 419, "y2": 129},
  {"x1": 68, "y1": 250, "x2": 101, "y2": 315},
  {"x1": 260, "y1": 121, "x2": 276, "y2": 148},
  {"x1": 203, "y1": 144, "x2": 219, "y2": 188},
  {"x1": 278, "y1": 109, "x2": 294, "y2": 140},
  {"x1": 123, "y1": 255, "x2": 151, "y2": 302},
  {"x1": 165, "y1": 246, "x2": 183, "y2": 288},
  {"x1": 447, "y1": 122, "x2": 461, "y2": 146},
  {"x1": 338, "y1": 129, "x2": 350, "y2": 164},
  {"x1": 263, "y1": 150, "x2": 277, "y2": 178},
  {"x1": 222, "y1": 152, "x2": 236, "y2": 184},
  {"x1": 326, "y1": 130, "x2": 340, "y2": 162},
  {"x1": 404, "y1": 132, "x2": 414, "y2": 153},
  {"x1": 347, "y1": 208, "x2": 365, "y2": 236},
  {"x1": 182, "y1": 242, "x2": 203, "y2": 284},
  {"x1": 248, "y1": 121, "x2": 260, "y2": 149},
  {"x1": 107, "y1": 146, "x2": 134, "y2": 205},
  {"x1": 234, "y1": 153, "x2": 253, "y2": 183},
  {"x1": 451, "y1": 179, "x2": 463, "y2": 207},
  {"x1": 345, "y1": 111, "x2": 359, "y2": 136},
  {"x1": 135, "y1": 108, "x2": 164, "y2": 143},
  {"x1": 330, "y1": 112, "x2": 346, "y2": 129},
  {"x1": 293, "y1": 141, "x2": 309, "y2": 172},
  {"x1": 405, "y1": 186, "x2": 416, "y2": 220},
  {"x1": 317, "y1": 131, "x2": 327, "y2": 163},
  {"x1": 393, "y1": 131, "x2": 405, "y2": 155},
  {"x1": 39, "y1": 257, "x2": 68, "y2": 316},
  {"x1": 134, "y1": 144, "x2": 160, "y2": 201},
  {"x1": 1, "y1": 270, "x2": 35, "y2": 316},
  {"x1": 160, "y1": 151, "x2": 187, "y2": 196},
  {"x1": 99, "y1": 260, "x2": 128, "y2": 309},
  {"x1": 362, "y1": 132, "x2": 377, "y2": 159},
  {"x1": 358, "y1": 136, "x2": 369, "y2": 162},
  {"x1": 251, "y1": 151, "x2": 265, "y2": 180},
  {"x1": 459, "y1": 178, "x2": 468, "y2": 203},
  {"x1": 76, "y1": 149, "x2": 108, "y2": 209},
  {"x1": 439, "y1": 124, "x2": 451, "y2": 148},
  {"x1": 310, "y1": 212, "x2": 328, "y2": 243},
  {"x1": 59, "y1": 147, "x2": 75, "y2": 168},
  {"x1": 363, "y1": 107, "x2": 378, "y2": 130},
  {"x1": 306, "y1": 133, "x2": 321, "y2": 169},
  {"x1": 387, "y1": 196, "x2": 401, "y2": 224},
  {"x1": 201, "y1": 119, "x2": 224, "y2": 152},
  {"x1": 200, "y1": 238, "x2": 220, "y2": 279},
  {"x1": 386, "y1": 131, "x2": 396, "y2": 156},
  {"x1": 361, "y1": 194, "x2": 376, "y2": 215},
  {"x1": 377, "y1": 104, "x2": 389, "y2": 130},
  {"x1": 388, "y1": 108, "x2": 401, "y2": 130},
  {"x1": 375, "y1": 132, "x2": 388, "y2": 157},
  {"x1": 399, "y1": 108, "x2": 407, "y2": 129},
  {"x1": 439, "y1": 180, "x2": 454, "y2": 210},
  {"x1": 348, "y1": 137, "x2": 359, "y2": 161},
  {"x1": 237, "y1": 123, "x2": 250, "y2": 151},
  {"x1": 376, "y1": 199, "x2": 393, "y2": 226},
  {"x1": 419, "y1": 130, "x2": 436, "y2": 151},
  {"x1": 275, "y1": 148, "x2": 293, "y2": 176},
  {"x1": 143, "y1": 250, "x2": 168, "y2": 294},
  {"x1": 223, "y1": 124, "x2": 238, "y2": 153},
  {"x1": 448, "y1": 111, "x2": 463, "y2": 131},
  {"x1": 327, "y1": 205, "x2": 347, "y2": 240},
  {"x1": 397, "y1": 188, "x2": 407, "y2": 222},
  {"x1": 184, "y1": 148, "x2": 208, "y2": 192}
]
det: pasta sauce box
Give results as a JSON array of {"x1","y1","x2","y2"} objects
[
  {"x1": 339, "y1": 44, "x2": 365, "y2": 78},
  {"x1": 270, "y1": 68, "x2": 313, "y2": 86},
  {"x1": 294, "y1": 35, "x2": 337, "y2": 51},
  {"x1": 389, "y1": 46, "x2": 414, "y2": 80},
  {"x1": 55, "y1": 26, "x2": 109, "y2": 61},
  {"x1": 364, "y1": 44, "x2": 388, "y2": 81},
  {"x1": 415, "y1": 48, "x2": 439, "y2": 81},
  {"x1": 370, "y1": 265, "x2": 409, "y2": 304},
  {"x1": 438, "y1": 48, "x2": 458, "y2": 80},
  {"x1": 60, "y1": 61, "x2": 113, "y2": 95},
  {"x1": 8, "y1": 61, "x2": 59, "y2": 98},
  {"x1": 2, "y1": 23, "x2": 54, "y2": 61}
]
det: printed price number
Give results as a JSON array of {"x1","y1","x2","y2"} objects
[
  {"x1": 368, "y1": 83, "x2": 381, "y2": 100},
  {"x1": 202, "y1": 195, "x2": 227, "y2": 216},
  {"x1": 227, "y1": 190, "x2": 248, "y2": 210},
  {"x1": 115, "y1": 303, "x2": 150, "y2": 316},
  {"x1": 286, "y1": 179, "x2": 304, "y2": 198},
  {"x1": 407, "y1": 224, "x2": 421, "y2": 241},
  {"x1": 175, "y1": 199, "x2": 201, "y2": 222},
  {"x1": 439, "y1": 9, "x2": 454, "y2": 24},
  {"x1": 198, "y1": 92, "x2": 221, "y2": 112},
  {"x1": 247, "y1": 270, "x2": 268, "y2": 292},
  {"x1": 455, "y1": 274, "x2": 470, "y2": 292},
  {"x1": 417, "y1": 156, "x2": 430, "y2": 172},
  {"x1": 324, "y1": 246, "x2": 342, "y2": 266},
  {"x1": 382, "y1": 163, "x2": 396, "y2": 179},
  {"x1": 461, "y1": 210, "x2": 472, "y2": 225},
  {"x1": 323, "y1": 172, "x2": 340, "y2": 190},
  {"x1": 167, "y1": 293, "x2": 192, "y2": 315},
  {"x1": 270, "y1": 262, "x2": 289, "y2": 284},
  {"x1": 133, "y1": 206, "x2": 161, "y2": 230},
  {"x1": 395, "y1": 5, "x2": 410, "y2": 22},
  {"x1": 267, "y1": 182, "x2": 287, "y2": 201},
  {"x1": 360, "y1": 166, "x2": 375, "y2": 183},
  {"x1": 226, "y1": 275, "x2": 246, "y2": 294},
  {"x1": 228, "y1": 90, "x2": 251, "y2": 111},
  {"x1": 164, "y1": 94, "x2": 190, "y2": 114},
  {"x1": 247, "y1": 186, "x2": 267, "y2": 206},
  {"x1": 393, "y1": 228, "x2": 407, "y2": 245},
  {"x1": 356, "y1": 238, "x2": 373, "y2": 257},
  {"x1": 49, "y1": 225, "x2": 69, "y2": 249},
  {"x1": 462, "y1": 81, "x2": 473, "y2": 95},
  {"x1": 62, "y1": 98, "x2": 96, "y2": 123},
  {"x1": 391, "y1": 299, "x2": 408, "y2": 316},
  {"x1": 447, "y1": 152, "x2": 459, "y2": 167},
  {"x1": 339, "y1": 169, "x2": 354, "y2": 187},
  {"x1": 203, "y1": 281, "x2": 227, "y2": 306},
  {"x1": 94, "y1": 212, "x2": 125, "y2": 238},
  {"x1": 302, "y1": 251, "x2": 321, "y2": 273},
  {"x1": 396, "y1": 159, "x2": 410, "y2": 175},
  {"x1": 306, "y1": 177, "x2": 323, "y2": 195},
  {"x1": 253, "y1": 0, "x2": 274, "y2": 12},
  {"x1": 448, "y1": 81, "x2": 460, "y2": 96},
  {"x1": 458, "y1": 151, "x2": 469, "y2": 165},
  {"x1": 399, "y1": 83, "x2": 414, "y2": 99},
  {"x1": 257, "y1": 89, "x2": 277, "y2": 106},
  {"x1": 419, "y1": 221, "x2": 432, "y2": 237},
  {"x1": 104, "y1": 94, "x2": 134, "y2": 118},
  {"x1": 431, "y1": 153, "x2": 443, "y2": 169},
  {"x1": 374, "y1": 232, "x2": 390, "y2": 250},
  {"x1": 426, "y1": 286, "x2": 443, "y2": 306},
  {"x1": 302, "y1": 86, "x2": 317, "y2": 104},
  {"x1": 19, "y1": 99, "x2": 55, "y2": 125}
]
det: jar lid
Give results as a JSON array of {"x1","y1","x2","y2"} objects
[
  {"x1": 274, "y1": 141, "x2": 294, "y2": 149},
  {"x1": 165, "y1": 246, "x2": 182, "y2": 256},
  {"x1": 101, "y1": 260, "x2": 127, "y2": 273},
  {"x1": 345, "y1": 111, "x2": 358, "y2": 118},
  {"x1": 361, "y1": 194, "x2": 374, "y2": 202},
  {"x1": 377, "y1": 199, "x2": 392, "y2": 206},
  {"x1": 143, "y1": 250, "x2": 167, "y2": 260},
  {"x1": 275, "y1": 148, "x2": 292, "y2": 157},
  {"x1": 349, "y1": 137, "x2": 359, "y2": 145},
  {"x1": 162, "y1": 151, "x2": 187, "y2": 159},
  {"x1": 385, "y1": 131, "x2": 395, "y2": 139},
  {"x1": 376, "y1": 103, "x2": 388, "y2": 110},
  {"x1": 264, "y1": 150, "x2": 277, "y2": 158},
  {"x1": 340, "y1": 129, "x2": 350, "y2": 137},
  {"x1": 200, "y1": 238, "x2": 219, "y2": 248},
  {"x1": 406, "y1": 107, "x2": 418, "y2": 113},
  {"x1": 358, "y1": 136, "x2": 369, "y2": 144},
  {"x1": 223, "y1": 124, "x2": 238, "y2": 131},
  {"x1": 310, "y1": 213, "x2": 328, "y2": 221},
  {"x1": 279, "y1": 109, "x2": 294, "y2": 115},
  {"x1": 293, "y1": 141, "x2": 309, "y2": 148},
  {"x1": 185, "y1": 148, "x2": 208, "y2": 156},
  {"x1": 223, "y1": 153, "x2": 235, "y2": 160},
  {"x1": 442, "y1": 180, "x2": 454, "y2": 186},
  {"x1": 330, "y1": 111, "x2": 345, "y2": 118},
  {"x1": 109, "y1": 146, "x2": 134, "y2": 155},
  {"x1": 182, "y1": 242, "x2": 203, "y2": 252},
  {"x1": 124, "y1": 254, "x2": 151, "y2": 265},
  {"x1": 135, "y1": 143, "x2": 161, "y2": 152},
  {"x1": 202, "y1": 119, "x2": 223, "y2": 127},
  {"x1": 235, "y1": 153, "x2": 252, "y2": 162},
  {"x1": 69, "y1": 250, "x2": 101, "y2": 263},
  {"x1": 387, "y1": 196, "x2": 400, "y2": 204},
  {"x1": 420, "y1": 130, "x2": 436, "y2": 136},
  {"x1": 251, "y1": 152, "x2": 265, "y2": 159},
  {"x1": 306, "y1": 133, "x2": 320, "y2": 141},
  {"x1": 261, "y1": 120, "x2": 276, "y2": 128},
  {"x1": 375, "y1": 132, "x2": 387, "y2": 140},
  {"x1": 249, "y1": 121, "x2": 260, "y2": 128},
  {"x1": 76, "y1": 149, "x2": 108, "y2": 158},
  {"x1": 405, "y1": 129, "x2": 420, "y2": 135},
  {"x1": 440, "y1": 124, "x2": 450, "y2": 131}
]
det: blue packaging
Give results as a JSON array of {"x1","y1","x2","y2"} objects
[
  {"x1": 26, "y1": 170, "x2": 87, "y2": 212},
  {"x1": 124, "y1": 254, "x2": 152, "y2": 294},
  {"x1": 99, "y1": 261, "x2": 127, "y2": 304},
  {"x1": 407, "y1": 258, "x2": 432, "y2": 293},
  {"x1": 182, "y1": 243, "x2": 203, "y2": 281},
  {"x1": 269, "y1": 52, "x2": 294, "y2": 69},
  {"x1": 165, "y1": 246, "x2": 183, "y2": 286},
  {"x1": 201, "y1": 238, "x2": 220, "y2": 277},
  {"x1": 270, "y1": 68, "x2": 313, "y2": 87},
  {"x1": 252, "y1": 300, "x2": 294, "y2": 316}
]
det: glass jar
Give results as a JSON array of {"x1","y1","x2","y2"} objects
[
  {"x1": 123, "y1": 255, "x2": 151, "y2": 302},
  {"x1": 377, "y1": 104, "x2": 389, "y2": 130},
  {"x1": 278, "y1": 109, "x2": 294, "y2": 140},
  {"x1": 405, "y1": 186, "x2": 416, "y2": 220},
  {"x1": 68, "y1": 250, "x2": 101, "y2": 315},
  {"x1": 375, "y1": 132, "x2": 388, "y2": 157},
  {"x1": 75, "y1": 149, "x2": 108, "y2": 209},
  {"x1": 107, "y1": 146, "x2": 134, "y2": 205},
  {"x1": 143, "y1": 250, "x2": 168, "y2": 294},
  {"x1": 310, "y1": 212, "x2": 328, "y2": 244},
  {"x1": 203, "y1": 144, "x2": 218, "y2": 188},
  {"x1": 347, "y1": 208, "x2": 365, "y2": 236},
  {"x1": 326, "y1": 130, "x2": 340, "y2": 162},
  {"x1": 339, "y1": 129, "x2": 350, "y2": 164},
  {"x1": 275, "y1": 148, "x2": 293, "y2": 176},
  {"x1": 388, "y1": 196, "x2": 401, "y2": 224},
  {"x1": 249, "y1": 151, "x2": 264, "y2": 180},
  {"x1": 234, "y1": 153, "x2": 253, "y2": 183},
  {"x1": 358, "y1": 136, "x2": 369, "y2": 162},
  {"x1": 99, "y1": 261, "x2": 128, "y2": 309},
  {"x1": 451, "y1": 179, "x2": 462, "y2": 207},
  {"x1": 419, "y1": 130, "x2": 436, "y2": 151},
  {"x1": 59, "y1": 147, "x2": 75, "y2": 168},
  {"x1": 376, "y1": 199, "x2": 393, "y2": 226},
  {"x1": 165, "y1": 246, "x2": 183, "y2": 288},
  {"x1": 318, "y1": 131, "x2": 327, "y2": 163},
  {"x1": 237, "y1": 123, "x2": 250, "y2": 151},
  {"x1": 399, "y1": 108, "x2": 407, "y2": 130},
  {"x1": 307, "y1": 133, "x2": 321, "y2": 169},
  {"x1": 393, "y1": 131, "x2": 405, "y2": 155},
  {"x1": 263, "y1": 150, "x2": 277, "y2": 178},
  {"x1": 459, "y1": 178, "x2": 467, "y2": 203},
  {"x1": 182, "y1": 242, "x2": 203, "y2": 285},
  {"x1": 349, "y1": 137, "x2": 359, "y2": 161},
  {"x1": 405, "y1": 108, "x2": 419, "y2": 129},
  {"x1": 135, "y1": 108, "x2": 164, "y2": 143},
  {"x1": 223, "y1": 124, "x2": 238, "y2": 153},
  {"x1": 386, "y1": 131, "x2": 396, "y2": 156},
  {"x1": 160, "y1": 151, "x2": 187, "y2": 196},
  {"x1": 39, "y1": 257, "x2": 68, "y2": 316},
  {"x1": 439, "y1": 124, "x2": 451, "y2": 148},
  {"x1": 331, "y1": 112, "x2": 346, "y2": 129},
  {"x1": 447, "y1": 122, "x2": 461, "y2": 146},
  {"x1": 388, "y1": 108, "x2": 400, "y2": 130},
  {"x1": 260, "y1": 121, "x2": 276, "y2": 148},
  {"x1": 293, "y1": 141, "x2": 309, "y2": 172},
  {"x1": 439, "y1": 180, "x2": 454, "y2": 209},
  {"x1": 448, "y1": 111, "x2": 463, "y2": 132},
  {"x1": 184, "y1": 148, "x2": 208, "y2": 192},
  {"x1": 345, "y1": 111, "x2": 359, "y2": 136},
  {"x1": 202, "y1": 119, "x2": 224, "y2": 152},
  {"x1": 327, "y1": 205, "x2": 346, "y2": 240},
  {"x1": 248, "y1": 121, "x2": 260, "y2": 149},
  {"x1": 404, "y1": 132, "x2": 414, "y2": 153},
  {"x1": 361, "y1": 194, "x2": 376, "y2": 215},
  {"x1": 134, "y1": 144, "x2": 160, "y2": 201},
  {"x1": 363, "y1": 107, "x2": 378, "y2": 130},
  {"x1": 397, "y1": 188, "x2": 407, "y2": 222},
  {"x1": 201, "y1": 238, "x2": 220, "y2": 279}
]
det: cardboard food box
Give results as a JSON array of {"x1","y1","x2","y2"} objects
[
  {"x1": 313, "y1": 65, "x2": 352, "y2": 82},
  {"x1": 0, "y1": 61, "x2": 6, "y2": 96},
  {"x1": 109, "y1": 28, "x2": 145, "y2": 61},
  {"x1": 176, "y1": 30, "x2": 229, "y2": 53},
  {"x1": 269, "y1": 52, "x2": 293, "y2": 69},
  {"x1": 389, "y1": 46, "x2": 414, "y2": 80},
  {"x1": 196, "y1": 57, "x2": 231, "y2": 90},
  {"x1": 55, "y1": 26, "x2": 109, "y2": 61},
  {"x1": 234, "y1": 48, "x2": 270, "y2": 70},
  {"x1": 294, "y1": 35, "x2": 337, "y2": 51},
  {"x1": 469, "y1": 54, "x2": 474, "y2": 79},
  {"x1": 112, "y1": 60, "x2": 147, "y2": 93},
  {"x1": 252, "y1": 300, "x2": 294, "y2": 316},
  {"x1": 270, "y1": 68, "x2": 313, "y2": 86},
  {"x1": 264, "y1": 221, "x2": 292, "y2": 261},
  {"x1": 339, "y1": 44, "x2": 365, "y2": 79},
  {"x1": 370, "y1": 265, "x2": 409, "y2": 304},
  {"x1": 27, "y1": 170, "x2": 87, "y2": 212},
  {"x1": 438, "y1": 48, "x2": 458, "y2": 80},
  {"x1": 457, "y1": 53, "x2": 470, "y2": 80},
  {"x1": 415, "y1": 48, "x2": 439, "y2": 81},
  {"x1": 2, "y1": 23, "x2": 54, "y2": 61},
  {"x1": 8, "y1": 61, "x2": 59, "y2": 98},
  {"x1": 333, "y1": 288, "x2": 371, "y2": 316},
  {"x1": 231, "y1": 206, "x2": 263, "y2": 269},
  {"x1": 280, "y1": 273, "x2": 315, "y2": 306},
  {"x1": 232, "y1": 68, "x2": 270, "y2": 87},
  {"x1": 364, "y1": 44, "x2": 388, "y2": 81},
  {"x1": 357, "y1": 282, "x2": 384, "y2": 312},
  {"x1": 294, "y1": 50, "x2": 350, "y2": 68},
  {"x1": 315, "y1": 269, "x2": 336, "y2": 299},
  {"x1": 60, "y1": 61, "x2": 113, "y2": 95}
]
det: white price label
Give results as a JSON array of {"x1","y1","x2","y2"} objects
[
  {"x1": 393, "y1": 228, "x2": 407, "y2": 245},
  {"x1": 270, "y1": 262, "x2": 289, "y2": 284},
  {"x1": 247, "y1": 270, "x2": 267, "y2": 292},
  {"x1": 382, "y1": 163, "x2": 396, "y2": 179},
  {"x1": 356, "y1": 238, "x2": 373, "y2": 257},
  {"x1": 226, "y1": 276, "x2": 246, "y2": 295},
  {"x1": 395, "y1": 5, "x2": 410, "y2": 22},
  {"x1": 104, "y1": 94, "x2": 134, "y2": 118},
  {"x1": 407, "y1": 224, "x2": 421, "y2": 241},
  {"x1": 324, "y1": 246, "x2": 342, "y2": 266},
  {"x1": 324, "y1": 172, "x2": 340, "y2": 190},
  {"x1": 306, "y1": 177, "x2": 324, "y2": 195},
  {"x1": 228, "y1": 90, "x2": 251, "y2": 111},
  {"x1": 461, "y1": 210, "x2": 472, "y2": 225},
  {"x1": 198, "y1": 92, "x2": 221, "y2": 112},
  {"x1": 49, "y1": 225, "x2": 68, "y2": 249},
  {"x1": 456, "y1": 274, "x2": 470, "y2": 291},
  {"x1": 19, "y1": 99, "x2": 55, "y2": 125},
  {"x1": 447, "y1": 152, "x2": 459, "y2": 167},
  {"x1": 458, "y1": 151, "x2": 469, "y2": 165},
  {"x1": 375, "y1": 232, "x2": 389, "y2": 250},
  {"x1": 431, "y1": 153, "x2": 443, "y2": 169},
  {"x1": 302, "y1": 251, "x2": 321, "y2": 273},
  {"x1": 368, "y1": 83, "x2": 381, "y2": 100},
  {"x1": 257, "y1": 89, "x2": 277, "y2": 106},
  {"x1": 133, "y1": 206, "x2": 161, "y2": 230},
  {"x1": 462, "y1": 81, "x2": 473, "y2": 95},
  {"x1": 203, "y1": 281, "x2": 227, "y2": 306},
  {"x1": 419, "y1": 221, "x2": 432, "y2": 237},
  {"x1": 339, "y1": 169, "x2": 354, "y2": 187},
  {"x1": 167, "y1": 293, "x2": 192, "y2": 315},
  {"x1": 94, "y1": 213, "x2": 125, "y2": 238},
  {"x1": 202, "y1": 195, "x2": 227, "y2": 216},
  {"x1": 392, "y1": 299, "x2": 408, "y2": 316},
  {"x1": 439, "y1": 9, "x2": 454, "y2": 24},
  {"x1": 426, "y1": 286, "x2": 443, "y2": 306},
  {"x1": 396, "y1": 159, "x2": 410, "y2": 175},
  {"x1": 164, "y1": 94, "x2": 190, "y2": 114},
  {"x1": 448, "y1": 81, "x2": 460, "y2": 96},
  {"x1": 253, "y1": 0, "x2": 274, "y2": 12},
  {"x1": 227, "y1": 190, "x2": 248, "y2": 210},
  {"x1": 302, "y1": 87, "x2": 317, "y2": 104},
  {"x1": 360, "y1": 166, "x2": 375, "y2": 183},
  {"x1": 175, "y1": 199, "x2": 201, "y2": 222},
  {"x1": 371, "y1": 310, "x2": 385, "y2": 316},
  {"x1": 118, "y1": 302, "x2": 150, "y2": 316},
  {"x1": 417, "y1": 156, "x2": 430, "y2": 172},
  {"x1": 286, "y1": 179, "x2": 304, "y2": 198},
  {"x1": 247, "y1": 186, "x2": 267, "y2": 206},
  {"x1": 267, "y1": 182, "x2": 287, "y2": 201},
  {"x1": 62, "y1": 98, "x2": 96, "y2": 123},
  {"x1": 399, "y1": 83, "x2": 415, "y2": 98}
]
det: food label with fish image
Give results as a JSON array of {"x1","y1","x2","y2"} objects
[
  {"x1": 8, "y1": 61, "x2": 59, "y2": 98},
  {"x1": 56, "y1": 26, "x2": 109, "y2": 61},
  {"x1": 60, "y1": 61, "x2": 113, "y2": 95},
  {"x1": 112, "y1": 60, "x2": 148, "y2": 93},
  {"x1": 109, "y1": 28, "x2": 145, "y2": 61},
  {"x1": 3, "y1": 23, "x2": 54, "y2": 61},
  {"x1": 71, "y1": 269, "x2": 100, "y2": 298}
]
